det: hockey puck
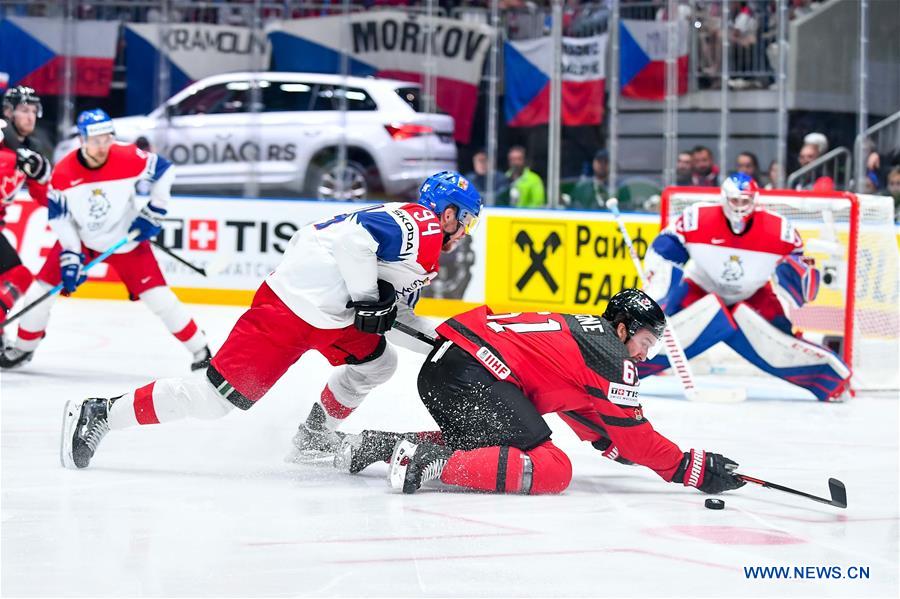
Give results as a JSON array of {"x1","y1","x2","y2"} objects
[{"x1": 705, "y1": 498, "x2": 725, "y2": 510}]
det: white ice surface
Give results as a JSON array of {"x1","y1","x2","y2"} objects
[{"x1": 1, "y1": 298, "x2": 898, "y2": 598}]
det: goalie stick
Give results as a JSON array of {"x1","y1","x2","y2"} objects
[
  {"x1": 605, "y1": 198, "x2": 745, "y2": 403},
  {"x1": 564, "y1": 409, "x2": 847, "y2": 509}
]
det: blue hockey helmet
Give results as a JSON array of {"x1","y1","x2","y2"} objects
[
  {"x1": 418, "y1": 171, "x2": 483, "y2": 235},
  {"x1": 76, "y1": 108, "x2": 115, "y2": 138}
]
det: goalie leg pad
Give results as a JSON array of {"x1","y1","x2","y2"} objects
[
  {"x1": 639, "y1": 294, "x2": 738, "y2": 377},
  {"x1": 724, "y1": 303, "x2": 851, "y2": 401},
  {"x1": 440, "y1": 440, "x2": 571, "y2": 495}
]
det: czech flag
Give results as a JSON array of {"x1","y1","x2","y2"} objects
[
  {"x1": 124, "y1": 23, "x2": 270, "y2": 116},
  {"x1": 620, "y1": 19, "x2": 688, "y2": 100},
  {"x1": 504, "y1": 34, "x2": 607, "y2": 128},
  {"x1": 0, "y1": 17, "x2": 118, "y2": 97},
  {"x1": 267, "y1": 11, "x2": 494, "y2": 144}
]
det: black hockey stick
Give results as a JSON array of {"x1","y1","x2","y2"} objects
[
  {"x1": 392, "y1": 320, "x2": 438, "y2": 346},
  {"x1": 562, "y1": 409, "x2": 848, "y2": 509},
  {"x1": 151, "y1": 239, "x2": 208, "y2": 276},
  {"x1": 735, "y1": 474, "x2": 847, "y2": 509}
]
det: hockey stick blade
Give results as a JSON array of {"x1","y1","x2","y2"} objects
[
  {"x1": 828, "y1": 478, "x2": 848, "y2": 509},
  {"x1": 737, "y1": 473, "x2": 847, "y2": 509}
]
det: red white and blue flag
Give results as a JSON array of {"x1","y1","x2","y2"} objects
[
  {"x1": 124, "y1": 24, "x2": 270, "y2": 116},
  {"x1": 267, "y1": 11, "x2": 493, "y2": 143},
  {"x1": 0, "y1": 17, "x2": 118, "y2": 97},
  {"x1": 619, "y1": 19, "x2": 688, "y2": 100},
  {"x1": 504, "y1": 34, "x2": 607, "y2": 127}
]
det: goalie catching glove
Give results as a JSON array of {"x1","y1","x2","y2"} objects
[
  {"x1": 672, "y1": 449, "x2": 746, "y2": 494},
  {"x1": 347, "y1": 279, "x2": 397, "y2": 335}
]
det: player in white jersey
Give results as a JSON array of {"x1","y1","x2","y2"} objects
[
  {"x1": 60, "y1": 171, "x2": 483, "y2": 470},
  {"x1": 0, "y1": 109, "x2": 210, "y2": 370},
  {"x1": 641, "y1": 173, "x2": 851, "y2": 401}
]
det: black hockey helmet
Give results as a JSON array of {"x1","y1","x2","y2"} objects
[
  {"x1": 602, "y1": 288, "x2": 666, "y2": 340},
  {"x1": 3, "y1": 86, "x2": 43, "y2": 118}
]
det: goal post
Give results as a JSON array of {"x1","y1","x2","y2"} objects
[{"x1": 660, "y1": 187, "x2": 899, "y2": 392}]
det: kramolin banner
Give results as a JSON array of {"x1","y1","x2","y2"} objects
[
  {"x1": 267, "y1": 11, "x2": 495, "y2": 143},
  {"x1": 125, "y1": 23, "x2": 270, "y2": 115}
]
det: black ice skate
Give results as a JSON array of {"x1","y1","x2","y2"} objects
[
  {"x1": 389, "y1": 440, "x2": 453, "y2": 494},
  {"x1": 334, "y1": 430, "x2": 414, "y2": 474},
  {"x1": 191, "y1": 346, "x2": 212, "y2": 372},
  {"x1": 0, "y1": 347, "x2": 34, "y2": 369},
  {"x1": 286, "y1": 403, "x2": 344, "y2": 463},
  {"x1": 60, "y1": 397, "x2": 114, "y2": 469}
]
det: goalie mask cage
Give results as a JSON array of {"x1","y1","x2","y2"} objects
[{"x1": 661, "y1": 187, "x2": 899, "y2": 392}]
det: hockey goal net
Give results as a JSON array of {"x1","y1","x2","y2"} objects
[{"x1": 660, "y1": 187, "x2": 899, "y2": 392}]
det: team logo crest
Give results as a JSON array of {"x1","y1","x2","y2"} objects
[
  {"x1": 86, "y1": 188, "x2": 111, "y2": 231},
  {"x1": 638, "y1": 297, "x2": 653, "y2": 309},
  {"x1": 457, "y1": 176, "x2": 469, "y2": 190},
  {"x1": 722, "y1": 255, "x2": 744, "y2": 282}
]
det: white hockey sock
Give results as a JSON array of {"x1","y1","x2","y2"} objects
[
  {"x1": 107, "y1": 376, "x2": 234, "y2": 430},
  {"x1": 317, "y1": 344, "x2": 398, "y2": 430},
  {"x1": 15, "y1": 281, "x2": 55, "y2": 352},
  {"x1": 139, "y1": 287, "x2": 208, "y2": 354}
]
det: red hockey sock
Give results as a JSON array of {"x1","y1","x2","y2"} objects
[
  {"x1": 440, "y1": 441, "x2": 572, "y2": 495},
  {"x1": 319, "y1": 384, "x2": 354, "y2": 424},
  {"x1": 0, "y1": 265, "x2": 33, "y2": 313}
]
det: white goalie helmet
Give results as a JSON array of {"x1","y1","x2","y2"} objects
[{"x1": 721, "y1": 172, "x2": 760, "y2": 234}]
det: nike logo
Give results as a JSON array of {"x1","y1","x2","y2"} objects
[
  {"x1": 70, "y1": 178, "x2": 84, "y2": 186},
  {"x1": 711, "y1": 238, "x2": 726, "y2": 244},
  {"x1": 140, "y1": 276, "x2": 152, "y2": 284}
]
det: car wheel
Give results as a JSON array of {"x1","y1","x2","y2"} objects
[{"x1": 307, "y1": 159, "x2": 370, "y2": 201}]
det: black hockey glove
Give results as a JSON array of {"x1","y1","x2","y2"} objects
[
  {"x1": 16, "y1": 148, "x2": 50, "y2": 183},
  {"x1": 672, "y1": 449, "x2": 746, "y2": 494},
  {"x1": 347, "y1": 279, "x2": 397, "y2": 335}
]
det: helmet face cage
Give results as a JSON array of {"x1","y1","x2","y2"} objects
[
  {"x1": 721, "y1": 173, "x2": 758, "y2": 233},
  {"x1": 3, "y1": 86, "x2": 42, "y2": 119}
]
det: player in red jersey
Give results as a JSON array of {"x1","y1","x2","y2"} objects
[
  {"x1": 642, "y1": 173, "x2": 851, "y2": 401},
  {"x1": 1, "y1": 108, "x2": 211, "y2": 370},
  {"x1": 335, "y1": 289, "x2": 746, "y2": 496},
  {"x1": 0, "y1": 87, "x2": 51, "y2": 320}
]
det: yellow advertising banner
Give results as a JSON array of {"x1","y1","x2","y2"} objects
[{"x1": 485, "y1": 213, "x2": 661, "y2": 314}]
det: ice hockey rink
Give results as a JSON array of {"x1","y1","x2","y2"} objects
[{"x1": 1, "y1": 298, "x2": 898, "y2": 598}]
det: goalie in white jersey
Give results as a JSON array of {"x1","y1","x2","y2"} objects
[
  {"x1": 1, "y1": 109, "x2": 211, "y2": 371},
  {"x1": 641, "y1": 173, "x2": 851, "y2": 401},
  {"x1": 60, "y1": 171, "x2": 483, "y2": 470}
]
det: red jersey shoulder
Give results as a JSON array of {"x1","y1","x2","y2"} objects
[
  {"x1": 748, "y1": 208, "x2": 803, "y2": 254},
  {"x1": 51, "y1": 143, "x2": 148, "y2": 191},
  {"x1": 398, "y1": 202, "x2": 443, "y2": 273},
  {"x1": 678, "y1": 203, "x2": 729, "y2": 242}
]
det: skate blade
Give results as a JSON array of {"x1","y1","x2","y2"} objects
[
  {"x1": 333, "y1": 434, "x2": 361, "y2": 473},
  {"x1": 284, "y1": 446, "x2": 334, "y2": 465},
  {"x1": 59, "y1": 400, "x2": 81, "y2": 469},
  {"x1": 388, "y1": 439, "x2": 417, "y2": 491}
]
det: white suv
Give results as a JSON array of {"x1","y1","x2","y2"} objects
[{"x1": 54, "y1": 72, "x2": 457, "y2": 200}]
